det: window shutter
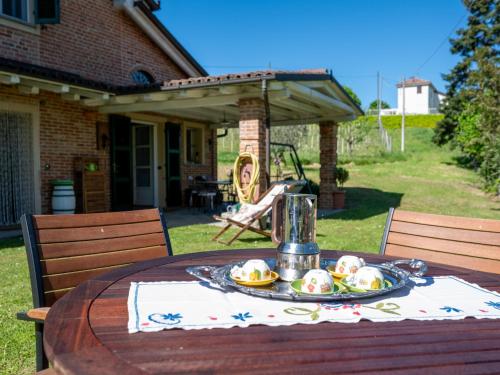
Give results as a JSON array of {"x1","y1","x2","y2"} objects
[{"x1": 35, "y1": 0, "x2": 60, "y2": 24}]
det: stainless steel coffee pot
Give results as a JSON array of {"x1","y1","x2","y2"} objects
[{"x1": 271, "y1": 193, "x2": 320, "y2": 281}]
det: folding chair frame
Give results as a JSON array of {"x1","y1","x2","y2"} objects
[{"x1": 212, "y1": 203, "x2": 273, "y2": 245}]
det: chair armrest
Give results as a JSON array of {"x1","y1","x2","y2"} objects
[{"x1": 17, "y1": 307, "x2": 50, "y2": 323}]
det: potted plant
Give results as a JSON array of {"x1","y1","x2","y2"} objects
[{"x1": 333, "y1": 166, "x2": 349, "y2": 209}]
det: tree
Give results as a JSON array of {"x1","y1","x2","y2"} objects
[
  {"x1": 434, "y1": 0, "x2": 499, "y2": 192},
  {"x1": 343, "y1": 86, "x2": 361, "y2": 107},
  {"x1": 368, "y1": 100, "x2": 390, "y2": 110},
  {"x1": 339, "y1": 86, "x2": 370, "y2": 155},
  {"x1": 339, "y1": 117, "x2": 371, "y2": 156}
]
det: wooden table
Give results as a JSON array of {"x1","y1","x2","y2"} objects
[{"x1": 44, "y1": 249, "x2": 500, "y2": 374}]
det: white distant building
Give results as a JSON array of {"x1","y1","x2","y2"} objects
[{"x1": 396, "y1": 77, "x2": 445, "y2": 114}]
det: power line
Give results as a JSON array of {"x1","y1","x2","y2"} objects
[
  {"x1": 414, "y1": 14, "x2": 467, "y2": 75},
  {"x1": 382, "y1": 77, "x2": 397, "y2": 86}
]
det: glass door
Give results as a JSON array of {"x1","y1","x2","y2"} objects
[{"x1": 133, "y1": 125, "x2": 154, "y2": 207}]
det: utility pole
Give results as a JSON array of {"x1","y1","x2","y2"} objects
[
  {"x1": 377, "y1": 71, "x2": 382, "y2": 131},
  {"x1": 401, "y1": 77, "x2": 406, "y2": 152}
]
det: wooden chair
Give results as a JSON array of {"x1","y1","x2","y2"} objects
[
  {"x1": 18, "y1": 208, "x2": 173, "y2": 371},
  {"x1": 380, "y1": 208, "x2": 500, "y2": 274},
  {"x1": 212, "y1": 180, "x2": 306, "y2": 245}
]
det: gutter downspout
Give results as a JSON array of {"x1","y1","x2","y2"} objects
[{"x1": 262, "y1": 79, "x2": 271, "y2": 186}]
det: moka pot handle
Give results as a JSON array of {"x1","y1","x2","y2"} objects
[{"x1": 271, "y1": 194, "x2": 284, "y2": 244}]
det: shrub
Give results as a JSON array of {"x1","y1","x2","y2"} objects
[
  {"x1": 302, "y1": 179, "x2": 320, "y2": 196},
  {"x1": 334, "y1": 167, "x2": 349, "y2": 189},
  {"x1": 365, "y1": 114, "x2": 444, "y2": 129}
]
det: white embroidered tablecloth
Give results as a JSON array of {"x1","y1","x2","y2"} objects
[{"x1": 128, "y1": 276, "x2": 500, "y2": 333}]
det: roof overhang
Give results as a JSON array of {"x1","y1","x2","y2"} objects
[
  {"x1": 0, "y1": 71, "x2": 112, "y2": 100},
  {"x1": 90, "y1": 70, "x2": 364, "y2": 126}
]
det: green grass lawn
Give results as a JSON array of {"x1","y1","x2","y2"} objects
[{"x1": 1, "y1": 128, "x2": 498, "y2": 374}]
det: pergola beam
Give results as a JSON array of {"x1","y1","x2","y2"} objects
[
  {"x1": 272, "y1": 95, "x2": 323, "y2": 115},
  {"x1": 18, "y1": 85, "x2": 40, "y2": 95},
  {"x1": 268, "y1": 104, "x2": 296, "y2": 118},
  {"x1": 98, "y1": 91, "x2": 289, "y2": 114},
  {"x1": 178, "y1": 89, "x2": 206, "y2": 98},
  {"x1": 62, "y1": 93, "x2": 81, "y2": 101},
  {"x1": 0, "y1": 72, "x2": 111, "y2": 98},
  {"x1": 285, "y1": 82, "x2": 354, "y2": 114},
  {"x1": 219, "y1": 85, "x2": 242, "y2": 95},
  {"x1": 0, "y1": 73, "x2": 20, "y2": 85},
  {"x1": 159, "y1": 108, "x2": 222, "y2": 123}
]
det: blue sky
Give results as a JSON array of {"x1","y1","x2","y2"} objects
[{"x1": 158, "y1": 1, "x2": 466, "y2": 108}]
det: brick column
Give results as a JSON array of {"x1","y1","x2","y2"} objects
[
  {"x1": 319, "y1": 120, "x2": 339, "y2": 209},
  {"x1": 238, "y1": 97, "x2": 268, "y2": 199}
]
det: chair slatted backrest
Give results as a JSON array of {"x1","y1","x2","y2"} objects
[
  {"x1": 21, "y1": 209, "x2": 172, "y2": 308},
  {"x1": 380, "y1": 208, "x2": 500, "y2": 274}
]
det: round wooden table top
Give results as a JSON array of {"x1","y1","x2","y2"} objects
[{"x1": 44, "y1": 249, "x2": 500, "y2": 374}]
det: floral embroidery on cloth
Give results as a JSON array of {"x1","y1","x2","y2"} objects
[{"x1": 128, "y1": 277, "x2": 500, "y2": 333}]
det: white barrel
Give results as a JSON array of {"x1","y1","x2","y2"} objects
[{"x1": 52, "y1": 185, "x2": 76, "y2": 214}]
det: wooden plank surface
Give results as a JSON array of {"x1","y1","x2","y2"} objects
[
  {"x1": 43, "y1": 264, "x2": 130, "y2": 292},
  {"x1": 385, "y1": 244, "x2": 500, "y2": 274},
  {"x1": 41, "y1": 246, "x2": 166, "y2": 274},
  {"x1": 38, "y1": 233, "x2": 166, "y2": 259},
  {"x1": 393, "y1": 210, "x2": 500, "y2": 232},
  {"x1": 37, "y1": 221, "x2": 163, "y2": 243},
  {"x1": 44, "y1": 249, "x2": 500, "y2": 374},
  {"x1": 387, "y1": 232, "x2": 500, "y2": 259},
  {"x1": 33, "y1": 209, "x2": 160, "y2": 229},
  {"x1": 390, "y1": 221, "x2": 500, "y2": 246}
]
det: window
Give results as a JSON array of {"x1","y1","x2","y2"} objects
[
  {"x1": 34, "y1": 0, "x2": 60, "y2": 24},
  {"x1": 1, "y1": 0, "x2": 29, "y2": 22},
  {"x1": 417, "y1": 86, "x2": 422, "y2": 94},
  {"x1": 186, "y1": 127, "x2": 203, "y2": 164},
  {"x1": 131, "y1": 70, "x2": 155, "y2": 85}
]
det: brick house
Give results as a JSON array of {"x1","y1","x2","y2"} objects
[{"x1": 0, "y1": 0, "x2": 362, "y2": 226}]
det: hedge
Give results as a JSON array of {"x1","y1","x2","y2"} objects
[{"x1": 364, "y1": 114, "x2": 444, "y2": 129}]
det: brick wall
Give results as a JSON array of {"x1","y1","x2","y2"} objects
[
  {"x1": 39, "y1": 93, "x2": 110, "y2": 213},
  {"x1": 319, "y1": 121, "x2": 338, "y2": 209},
  {"x1": 0, "y1": 85, "x2": 109, "y2": 214},
  {"x1": 0, "y1": 25, "x2": 39, "y2": 61},
  {"x1": 0, "y1": 0, "x2": 189, "y2": 84},
  {"x1": 238, "y1": 98, "x2": 268, "y2": 199}
]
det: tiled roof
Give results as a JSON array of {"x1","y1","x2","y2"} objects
[
  {"x1": 161, "y1": 68, "x2": 363, "y2": 116},
  {"x1": 163, "y1": 69, "x2": 331, "y2": 89},
  {"x1": 397, "y1": 77, "x2": 431, "y2": 87},
  {"x1": 0, "y1": 59, "x2": 363, "y2": 115}
]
